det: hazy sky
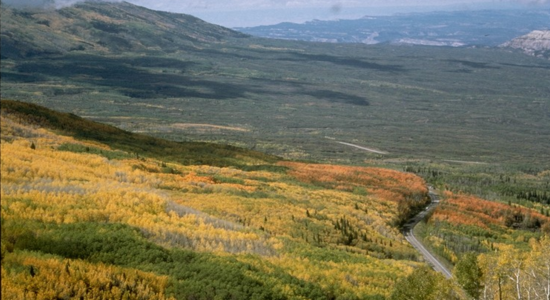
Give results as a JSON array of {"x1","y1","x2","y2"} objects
[
  {"x1": 130, "y1": 0, "x2": 550, "y2": 27},
  {"x1": 4, "y1": 0, "x2": 550, "y2": 27}
]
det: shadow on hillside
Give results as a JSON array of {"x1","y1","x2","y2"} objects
[
  {"x1": 500, "y1": 62, "x2": 550, "y2": 70},
  {"x1": 445, "y1": 59, "x2": 501, "y2": 69},
  {"x1": 200, "y1": 48, "x2": 261, "y2": 61},
  {"x1": 11, "y1": 54, "x2": 375, "y2": 105},
  {"x1": 304, "y1": 90, "x2": 369, "y2": 106},
  {"x1": 1, "y1": 71, "x2": 46, "y2": 83},
  {"x1": 246, "y1": 77, "x2": 368, "y2": 105},
  {"x1": 14, "y1": 55, "x2": 258, "y2": 99},
  {"x1": 279, "y1": 53, "x2": 407, "y2": 72}
]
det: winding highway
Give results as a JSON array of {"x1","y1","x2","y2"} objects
[{"x1": 402, "y1": 187, "x2": 453, "y2": 279}]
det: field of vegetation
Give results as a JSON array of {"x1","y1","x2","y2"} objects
[
  {"x1": 2, "y1": 2, "x2": 550, "y2": 299},
  {"x1": 410, "y1": 190, "x2": 550, "y2": 299},
  {"x1": 1, "y1": 100, "x2": 460, "y2": 299},
  {"x1": 2, "y1": 99, "x2": 548, "y2": 299},
  {"x1": 3, "y1": 100, "x2": 548, "y2": 299},
  {"x1": 1, "y1": 2, "x2": 549, "y2": 168}
]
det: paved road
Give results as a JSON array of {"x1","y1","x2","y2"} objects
[
  {"x1": 336, "y1": 141, "x2": 389, "y2": 155},
  {"x1": 402, "y1": 188, "x2": 453, "y2": 278}
]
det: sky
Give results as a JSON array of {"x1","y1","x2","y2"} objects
[{"x1": 3, "y1": 0, "x2": 550, "y2": 27}]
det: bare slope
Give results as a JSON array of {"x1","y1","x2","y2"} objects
[{"x1": 501, "y1": 30, "x2": 550, "y2": 59}]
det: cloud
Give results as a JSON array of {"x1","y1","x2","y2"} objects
[{"x1": 2, "y1": 0, "x2": 121, "y2": 9}]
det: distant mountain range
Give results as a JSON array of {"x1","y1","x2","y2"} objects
[{"x1": 237, "y1": 9, "x2": 550, "y2": 48}]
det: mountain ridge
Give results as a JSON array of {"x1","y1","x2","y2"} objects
[
  {"x1": 236, "y1": 9, "x2": 550, "y2": 48},
  {"x1": 0, "y1": 1, "x2": 248, "y2": 58}
]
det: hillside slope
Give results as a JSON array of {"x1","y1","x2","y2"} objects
[
  {"x1": 3, "y1": 103, "x2": 549, "y2": 299},
  {"x1": 2, "y1": 100, "x2": 449, "y2": 299},
  {"x1": 1, "y1": 1, "x2": 550, "y2": 168},
  {"x1": 0, "y1": 1, "x2": 247, "y2": 58},
  {"x1": 0, "y1": 100, "x2": 279, "y2": 168}
]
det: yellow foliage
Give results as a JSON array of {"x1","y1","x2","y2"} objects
[
  {"x1": 478, "y1": 237, "x2": 550, "y2": 300},
  {"x1": 1, "y1": 111, "x2": 431, "y2": 298},
  {"x1": 1, "y1": 251, "x2": 174, "y2": 300}
]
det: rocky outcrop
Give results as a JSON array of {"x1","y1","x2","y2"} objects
[{"x1": 500, "y1": 30, "x2": 550, "y2": 59}]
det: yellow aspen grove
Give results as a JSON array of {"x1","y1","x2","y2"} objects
[
  {"x1": 1, "y1": 251, "x2": 174, "y2": 300},
  {"x1": 477, "y1": 238, "x2": 550, "y2": 300},
  {"x1": 1, "y1": 104, "x2": 482, "y2": 299}
]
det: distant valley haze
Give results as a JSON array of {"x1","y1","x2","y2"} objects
[
  {"x1": 3, "y1": 0, "x2": 550, "y2": 27},
  {"x1": 237, "y1": 9, "x2": 550, "y2": 48}
]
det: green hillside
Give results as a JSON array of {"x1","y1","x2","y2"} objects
[
  {"x1": 0, "y1": 1, "x2": 246, "y2": 58},
  {"x1": 1, "y1": 1, "x2": 549, "y2": 168},
  {"x1": 0, "y1": 99, "x2": 279, "y2": 168}
]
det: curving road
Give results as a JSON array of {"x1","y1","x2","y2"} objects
[{"x1": 402, "y1": 187, "x2": 453, "y2": 278}]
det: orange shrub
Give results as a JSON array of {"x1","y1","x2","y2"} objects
[
  {"x1": 278, "y1": 161, "x2": 427, "y2": 203},
  {"x1": 433, "y1": 192, "x2": 550, "y2": 229}
]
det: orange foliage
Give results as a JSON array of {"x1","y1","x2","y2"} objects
[
  {"x1": 433, "y1": 192, "x2": 550, "y2": 229},
  {"x1": 278, "y1": 161, "x2": 427, "y2": 203},
  {"x1": 432, "y1": 207, "x2": 494, "y2": 230}
]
